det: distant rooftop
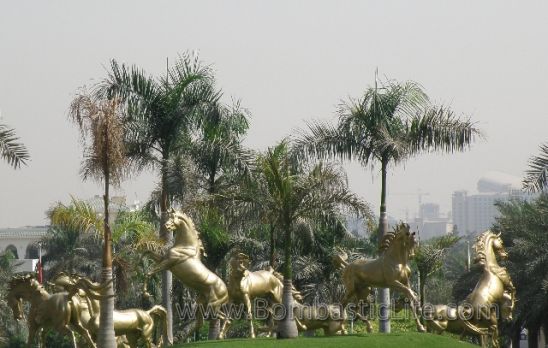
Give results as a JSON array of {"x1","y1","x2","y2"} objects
[
  {"x1": 0, "y1": 226, "x2": 48, "y2": 239},
  {"x1": 477, "y1": 171, "x2": 522, "y2": 193}
]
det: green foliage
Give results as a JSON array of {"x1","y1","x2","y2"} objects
[
  {"x1": 494, "y1": 195, "x2": 548, "y2": 332},
  {"x1": 0, "y1": 250, "x2": 25, "y2": 344},
  {"x1": 414, "y1": 234, "x2": 461, "y2": 304},
  {"x1": 523, "y1": 142, "x2": 548, "y2": 192},
  {"x1": 219, "y1": 141, "x2": 373, "y2": 280},
  {"x1": 294, "y1": 78, "x2": 481, "y2": 168},
  {"x1": 0, "y1": 123, "x2": 29, "y2": 169}
]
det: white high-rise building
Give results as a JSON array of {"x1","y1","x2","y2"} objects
[{"x1": 451, "y1": 172, "x2": 534, "y2": 235}]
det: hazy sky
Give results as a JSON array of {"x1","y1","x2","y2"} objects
[{"x1": 1, "y1": 1, "x2": 547, "y2": 227}]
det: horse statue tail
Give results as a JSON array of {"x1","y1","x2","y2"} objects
[
  {"x1": 332, "y1": 247, "x2": 349, "y2": 270},
  {"x1": 147, "y1": 305, "x2": 171, "y2": 346},
  {"x1": 74, "y1": 277, "x2": 112, "y2": 300}
]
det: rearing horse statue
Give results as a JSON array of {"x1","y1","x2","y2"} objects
[
  {"x1": 427, "y1": 231, "x2": 515, "y2": 348},
  {"x1": 335, "y1": 223, "x2": 425, "y2": 332},
  {"x1": 145, "y1": 209, "x2": 229, "y2": 337}
]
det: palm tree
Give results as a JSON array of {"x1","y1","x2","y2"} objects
[
  {"x1": 413, "y1": 234, "x2": 460, "y2": 308},
  {"x1": 494, "y1": 196, "x2": 548, "y2": 348},
  {"x1": 100, "y1": 53, "x2": 216, "y2": 341},
  {"x1": 221, "y1": 141, "x2": 372, "y2": 338},
  {"x1": 0, "y1": 123, "x2": 29, "y2": 168},
  {"x1": 69, "y1": 91, "x2": 127, "y2": 348},
  {"x1": 48, "y1": 198, "x2": 159, "y2": 304},
  {"x1": 295, "y1": 77, "x2": 481, "y2": 332},
  {"x1": 523, "y1": 142, "x2": 548, "y2": 192},
  {"x1": 191, "y1": 100, "x2": 251, "y2": 195}
]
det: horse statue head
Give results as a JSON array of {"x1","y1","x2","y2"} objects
[
  {"x1": 229, "y1": 252, "x2": 251, "y2": 277},
  {"x1": 473, "y1": 231, "x2": 508, "y2": 267},
  {"x1": 7, "y1": 273, "x2": 41, "y2": 320},
  {"x1": 165, "y1": 208, "x2": 190, "y2": 231},
  {"x1": 379, "y1": 223, "x2": 418, "y2": 259},
  {"x1": 165, "y1": 209, "x2": 208, "y2": 258}
]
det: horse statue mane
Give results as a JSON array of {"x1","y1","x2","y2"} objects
[
  {"x1": 8, "y1": 273, "x2": 41, "y2": 293},
  {"x1": 379, "y1": 223, "x2": 411, "y2": 252},
  {"x1": 473, "y1": 230, "x2": 499, "y2": 265}
]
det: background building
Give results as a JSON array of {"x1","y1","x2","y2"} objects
[
  {"x1": 452, "y1": 171, "x2": 534, "y2": 235},
  {"x1": 0, "y1": 226, "x2": 47, "y2": 272},
  {"x1": 408, "y1": 203, "x2": 453, "y2": 240}
]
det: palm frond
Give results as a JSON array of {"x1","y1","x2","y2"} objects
[
  {"x1": 293, "y1": 121, "x2": 359, "y2": 163},
  {"x1": 48, "y1": 197, "x2": 103, "y2": 236},
  {"x1": 523, "y1": 143, "x2": 548, "y2": 192},
  {"x1": 0, "y1": 123, "x2": 30, "y2": 168},
  {"x1": 406, "y1": 105, "x2": 482, "y2": 154},
  {"x1": 112, "y1": 210, "x2": 156, "y2": 243}
]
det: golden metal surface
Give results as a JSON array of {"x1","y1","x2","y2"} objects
[
  {"x1": 426, "y1": 231, "x2": 515, "y2": 348},
  {"x1": 336, "y1": 223, "x2": 425, "y2": 332},
  {"x1": 7, "y1": 273, "x2": 97, "y2": 348},
  {"x1": 219, "y1": 252, "x2": 284, "y2": 338},
  {"x1": 145, "y1": 210, "x2": 229, "y2": 338},
  {"x1": 52, "y1": 272, "x2": 168, "y2": 348},
  {"x1": 293, "y1": 302, "x2": 347, "y2": 336}
]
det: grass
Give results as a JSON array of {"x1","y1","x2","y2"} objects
[{"x1": 174, "y1": 333, "x2": 477, "y2": 348}]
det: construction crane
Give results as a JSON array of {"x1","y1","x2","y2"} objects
[{"x1": 391, "y1": 189, "x2": 430, "y2": 218}]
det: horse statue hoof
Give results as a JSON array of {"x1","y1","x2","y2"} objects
[{"x1": 417, "y1": 324, "x2": 426, "y2": 333}]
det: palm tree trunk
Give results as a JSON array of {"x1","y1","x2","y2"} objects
[
  {"x1": 98, "y1": 159, "x2": 116, "y2": 348},
  {"x1": 206, "y1": 171, "x2": 221, "y2": 339},
  {"x1": 378, "y1": 157, "x2": 391, "y2": 333},
  {"x1": 419, "y1": 270, "x2": 426, "y2": 325},
  {"x1": 512, "y1": 327, "x2": 522, "y2": 348},
  {"x1": 269, "y1": 224, "x2": 276, "y2": 268},
  {"x1": 277, "y1": 223, "x2": 298, "y2": 339},
  {"x1": 208, "y1": 319, "x2": 221, "y2": 340},
  {"x1": 528, "y1": 325, "x2": 539, "y2": 348},
  {"x1": 419, "y1": 271, "x2": 426, "y2": 309},
  {"x1": 160, "y1": 159, "x2": 174, "y2": 343}
]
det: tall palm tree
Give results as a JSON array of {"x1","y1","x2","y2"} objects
[
  {"x1": 523, "y1": 142, "x2": 548, "y2": 192},
  {"x1": 100, "y1": 53, "x2": 216, "y2": 340},
  {"x1": 69, "y1": 91, "x2": 127, "y2": 348},
  {"x1": 191, "y1": 99, "x2": 251, "y2": 195},
  {"x1": 221, "y1": 141, "x2": 372, "y2": 338},
  {"x1": 0, "y1": 123, "x2": 29, "y2": 168},
  {"x1": 494, "y1": 196, "x2": 548, "y2": 348},
  {"x1": 295, "y1": 77, "x2": 481, "y2": 332},
  {"x1": 191, "y1": 100, "x2": 251, "y2": 338}
]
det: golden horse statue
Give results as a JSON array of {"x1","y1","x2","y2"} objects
[
  {"x1": 6, "y1": 273, "x2": 97, "y2": 348},
  {"x1": 145, "y1": 210, "x2": 229, "y2": 337},
  {"x1": 52, "y1": 272, "x2": 169, "y2": 348},
  {"x1": 219, "y1": 252, "x2": 285, "y2": 338},
  {"x1": 293, "y1": 301, "x2": 347, "y2": 336},
  {"x1": 425, "y1": 231, "x2": 515, "y2": 347},
  {"x1": 335, "y1": 223, "x2": 424, "y2": 332}
]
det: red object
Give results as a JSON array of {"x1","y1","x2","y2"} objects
[{"x1": 36, "y1": 260, "x2": 43, "y2": 284}]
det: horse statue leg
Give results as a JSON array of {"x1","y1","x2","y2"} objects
[
  {"x1": 27, "y1": 323, "x2": 39, "y2": 348},
  {"x1": 218, "y1": 304, "x2": 232, "y2": 339},
  {"x1": 343, "y1": 288, "x2": 373, "y2": 333},
  {"x1": 243, "y1": 294, "x2": 255, "y2": 338},
  {"x1": 388, "y1": 280, "x2": 425, "y2": 332}
]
